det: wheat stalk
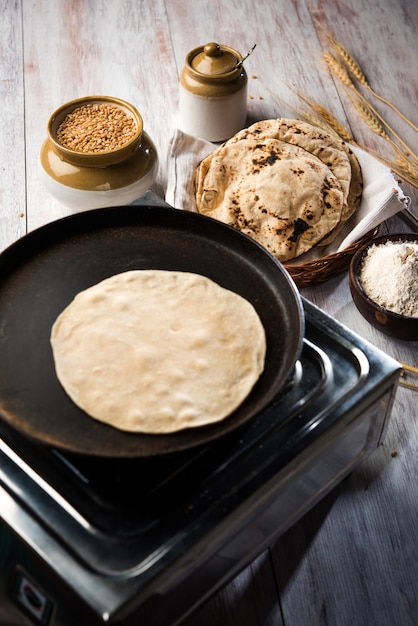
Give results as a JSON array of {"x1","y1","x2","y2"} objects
[
  {"x1": 349, "y1": 97, "x2": 418, "y2": 187},
  {"x1": 327, "y1": 34, "x2": 418, "y2": 133},
  {"x1": 261, "y1": 77, "x2": 418, "y2": 188},
  {"x1": 352, "y1": 94, "x2": 418, "y2": 163},
  {"x1": 324, "y1": 53, "x2": 418, "y2": 163},
  {"x1": 368, "y1": 152, "x2": 418, "y2": 188},
  {"x1": 349, "y1": 95, "x2": 413, "y2": 160},
  {"x1": 322, "y1": 52, "x2": 354, "y2": 88},
  {"x1": 296, "y1": 109, "x2": 334, "y2": 134},
  {"x1": 292, "y1": 89, "x2": 355, "y2": 143},
  {"x1": 351, "y1": 98, "x2": 389, "y2": 138},
  {"x1": 269, "y1": 86, "x2": 356, "y2": 145},
  {"x1": 328, "y1": 37, "x2": 368, "y2": 85},
  {"x1": 288, "y1": 87, "x2": 418, "y2": 188},
  {"x1": 395, "y1": 154, "x2": 418, "y2": 186}
]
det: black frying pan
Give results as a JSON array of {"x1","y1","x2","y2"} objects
[{"x1": 0, "y1": 204, "x2": 304, "y2": 457}]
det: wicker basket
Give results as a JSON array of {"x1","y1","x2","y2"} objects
[{"x1": 284, "y1": 227, "x2": 379, "y2": 288}]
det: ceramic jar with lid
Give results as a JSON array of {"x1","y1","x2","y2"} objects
[
  {"x1": 39, "y1": 96, "x2": 158, "y2": 212},
  {"x1": 179, "y1": 42, "x2": 248, "y2": 142}
]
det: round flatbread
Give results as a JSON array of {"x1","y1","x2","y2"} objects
[
  {"x1": 195, "y1": 137, "x2": 345, "y2": 261},
  {"x1": 225, "y1": 118, "x2": 362, "y2": 219},
  {"x1": 50, "y1": 270, "x2": 266, "y2": 434}
]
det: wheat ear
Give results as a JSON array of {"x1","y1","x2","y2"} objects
[
  {"x1": 349, "y1": 95, "x2": 418, "y2": 165},
  {"x1": 263, "y1": 92, "x2": 333, "y2": 137},
  {"x1": 293, "y1": 87, "x2": 418, "y2": 187},
  {"x1": 322, "y1": 52, "x2": 354, "y2": 88},
  {"x1": 327, "y1": 34, "x2": 418, "y2": 133},
  {"x1": 324, "y1": 53, "x2": 418, "y2": 163},
  {"x1": 396, "y1": 153, "x2": 418, "y2": 185},
  {"x1": 272, "y1": 85, "x2": 356, "y2": 144},
  {"x1": 292, "y1": 89, "x2": 355, "y2": 143},
  {"x1": 362, "y1": 147, "x2": 418, "y2": 188}
]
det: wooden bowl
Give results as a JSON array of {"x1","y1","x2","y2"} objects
[{"x1": 349, "y1": 234, "x2": 418, "y2": 341}]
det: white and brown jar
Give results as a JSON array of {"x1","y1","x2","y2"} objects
[
  {"x1": 39, "y1": 96, "x2": 158, "y2": 211},
  {"x1": 179, "y1": 42, "x2": 248, "y2": 142}
]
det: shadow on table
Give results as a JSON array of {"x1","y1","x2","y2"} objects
[
  {"x1": 270, "y1": 482, "x2": 343, "y2": 590},
  {"x1": 184, "y1": 482, "x2": 344, "y2": 626}
]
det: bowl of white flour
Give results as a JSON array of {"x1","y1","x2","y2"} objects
[{"x1": 349, "y1": 234, "x2": 418, "y2": 341}]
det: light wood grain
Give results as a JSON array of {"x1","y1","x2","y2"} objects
[
  {"x1": 0, "y1": 0, "x2": 27, "y2": 249},
  {"x1": 1, "y1": 1, "x2": 417, "y2": 625},
  {"x1": 185, "y1": 552, "x2": 284, "y2": 626}
]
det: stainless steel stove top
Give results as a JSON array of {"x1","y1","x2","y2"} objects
[{"x1": 0, "y1": 298, "x2": 401, "y2": 626}]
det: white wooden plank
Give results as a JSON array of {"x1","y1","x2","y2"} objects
[{"x1": 0, "y1": 0, "x2": 27, "y2": 250}]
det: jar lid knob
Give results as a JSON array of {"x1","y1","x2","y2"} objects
[
  {"x1": 203, "y1": 42, "x2": 223, "y2": 57},
  {"x1": 191, "y1": 42, "x2": 240, "y2": 75}
]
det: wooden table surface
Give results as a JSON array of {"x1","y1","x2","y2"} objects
[{"x1": 1, "y1": 1, "x2": 417, "y2": 625}]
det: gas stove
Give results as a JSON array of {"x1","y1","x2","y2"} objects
[{"x1": 0, "y1": 298, "x2": 400, "y2": 626}]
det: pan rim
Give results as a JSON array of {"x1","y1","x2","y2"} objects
[{"x1": 0, "y1": 204, "x2": 304, "y2": 457}]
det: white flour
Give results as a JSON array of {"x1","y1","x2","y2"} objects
[{"x1": 359, "y1": 240, "x2": 418, "y2": 317}]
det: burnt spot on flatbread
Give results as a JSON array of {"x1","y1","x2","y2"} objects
[
  {"x1": 289, "y1": 218, "x2": 310, "y2": 242},
  {"x1": 231, "y1": 198, "x2": 242, "y2": 223},
  {"x1": 290, "y1": 167, "x2": 305, "y2": 177},
  {"x1": 238, "y1": 215, "x2": 256, "y2": 232},
  {"x1": 321, "y1": 178, "x2": 339, "y2": 210},
  {"x1": 251, "y1": 149, "x2": 281, "y2": 169},
  {"x1": 322, "y1": 176, "x2": 335, "y2": 194},
  {"x1": 307, "y1": 159, "x2": 323, "y2": 175},
  {"x1": 248, "y1": 128, "x2": 263, "y2": 138}
]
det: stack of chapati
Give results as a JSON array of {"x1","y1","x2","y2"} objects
[{"x1": 195, "y1": 119, "x2": 363, "y2": 262}]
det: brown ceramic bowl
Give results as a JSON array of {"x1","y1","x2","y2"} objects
[
  {"x1": 349, "y1": 233, "x2": 418, "y2": 341},
  {"x1": 47, "y1": 95, "x2": 144, "y2": 167}
]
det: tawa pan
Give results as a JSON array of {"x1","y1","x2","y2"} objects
[{"x1": 0, "y1": 204, "x2": 304, "y2": 458}]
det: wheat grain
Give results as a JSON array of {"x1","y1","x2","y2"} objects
[
  {"x1": 365, "y1": 102, "x2": 418, "y2": 162},
  {"x1": 300, "y1": 111, "x2": 341, "y2": 137},
  {"x1": 257, "y1": 86, "x2": 336, "y2": 137},
  {"x1": 284, "y1": 86, "x2": 355, "y2": 143},
  {"x1": 315, "y1": 108, "x2": 353, "y2": 142},
  {"x1": 56, "y1": 104, "x2": 137, "y2": 152}
]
